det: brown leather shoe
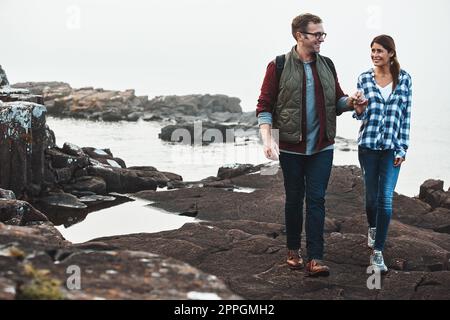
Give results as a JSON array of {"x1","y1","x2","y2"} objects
[
  {"x1": 305, "y1": 259, "x2": 330, "y2": 277},
  {"x1": 287, "y1": 249, "x2": 304, "y2": 270}
]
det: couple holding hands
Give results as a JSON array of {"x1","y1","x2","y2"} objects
[{"x1": 256, "y1": 13, "x2": 412, "y2": 276}]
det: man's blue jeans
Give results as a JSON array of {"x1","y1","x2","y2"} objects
[
  {"x1": 279, "y1": 150, "x2": 333, "y2": 260},
  {"x1": 358, "y1": 147, "x2": 401, "y2": 251}
]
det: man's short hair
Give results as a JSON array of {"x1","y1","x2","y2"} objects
[{"x1": 291, "y1": 13, "x2": 323, "y2": 40}]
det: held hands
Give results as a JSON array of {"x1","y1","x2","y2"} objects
[{"x1": 348, "y1": 90, "x2": 368, "y2": 115}]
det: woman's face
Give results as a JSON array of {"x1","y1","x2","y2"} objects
[{"x1": 371, "y1": 42, "x2": 393, "y2": 68}]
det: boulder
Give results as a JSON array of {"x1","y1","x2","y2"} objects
[
  {"x1": 0, "y1": 188, "x2": 16, "y2": 200},
  {"x1": 0, "y1": 65, "x2": 9, "y2": 87},
  {"x1": 0, "y1": 199, "x2": 48, "y2": 225},
  {"x1": 87, "y1": 166, "x2": 158, "y2": 193},
  {"x1": 419, "y1": 179, "x2": 445, "y2": 208},
  {"x1": 39, "y1": 192, "x2": 87, "y2": 209},
  {"x1": 69, "y1": 176, "x2": 107, "y2": 195},
  {"x1": 0, "y1": 221, "x2": 239, "y2": 300},
  {"x1": 0, "y1": 102, "x2": 47, "y2": 198}
]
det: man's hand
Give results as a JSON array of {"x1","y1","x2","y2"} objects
[
  {"x1": 263, "y1": 139, "x2": 280, "y2": 160},
  {"x1": 260, "y1": 124, "x2": 279, "y2": 160},
  {"x1": 394, "y1": 157, "x2": 404, "y2": 167}
]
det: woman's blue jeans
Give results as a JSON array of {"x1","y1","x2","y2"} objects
[
  {"x1": 358, "y1": 147, "x2": 401, "y2": 251},
  {"x1": 279, "y1": 150, "x2": 333, "y2": 260}
]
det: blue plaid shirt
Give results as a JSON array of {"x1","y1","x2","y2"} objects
[{"x1": 353, "y1": 69, "x2": 412, "y2": 159}]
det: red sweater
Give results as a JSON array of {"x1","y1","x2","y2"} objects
[{"x1": 256, "y1": 60, "x2": 347, "y2": 153}]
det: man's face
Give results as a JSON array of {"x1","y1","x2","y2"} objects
[{"x1": 298, "y1": 23, "x2": 325, "y2": 54}]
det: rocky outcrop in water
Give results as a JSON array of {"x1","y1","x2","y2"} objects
[{"x1": 11, "y1": 82, "x2": 257, "y2": 127}]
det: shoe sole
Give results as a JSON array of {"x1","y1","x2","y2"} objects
[
  {"x1": 307, "y1": 270, "x2": 330, "y2": 277},
  {"x1": 288, "y1": 264, "x2": 304, "y2": 270}
]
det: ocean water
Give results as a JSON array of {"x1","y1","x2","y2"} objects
[{"x1": 47, "y1": 116, "x2": 450, "y2": 198}]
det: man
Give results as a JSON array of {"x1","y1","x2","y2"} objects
[{"x1": 256, "y1": 13, "x2": 364, "y2": 276}]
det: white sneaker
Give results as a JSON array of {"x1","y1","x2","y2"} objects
[
  {"x1": 368, "y1": 227, "x2": 376, "y2": 249},
  {"x1": 370, "y1": 250, "x2": 388, "y2": 274}
]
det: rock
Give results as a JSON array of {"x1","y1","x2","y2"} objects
[
  {"x1": 238, "y1": 111, "x2": 258, "y2": 126},
  {"x1": 0, "y1": 199, "x2": 48, "y2": 225},
  {"x1": 0, "y1": 188, "x2": 16, "y2": 200},
  {"x1": 82, "y1": 147, "x2": 126, "y2": 168},
  {"x1": 62, "y1": 142, "x2": 86, "y2": 158},
  {"x1": 78, "y1": 195, "x2": 116, "y2": 203},
  {"x1": 142, "y1": 114, "x2": 163, "y2": 121},
  {"x1": 53, "y1": 167, "x2": 74, "y2": 184},
  {"x1": 217, "y1": 163, "x2": 259, "y2": 180},
  {"x1": 419, "y1": 179, "x2": 445, "y2": 208},
  {"x1": 159, "y1": 121, "x2": 235, "y2": 145},
  {"x1": 69, "y1": 176, "x2": 107, "y2": 195},
  {"x1": 10, "y1": 82, "x2": 248, "y2": 126},
  {"x1": 94, "y1": 219, "x2": 450, "y2": 300},
  {"x1": 207, "y1": 111, "x2": 241, "y2": 123},
  {"x1": 128, "y1": 166, "x2": 158, "y2": 172},
  {"x1": 0, "y1": 222, "x2": 239, "y2": 300},
  {"x1": 203, "y1": 179, "x2": 235, "y2": 189},
  {"x1": 0, "y1": 102, "x2": 47, "y2": 198},
  {"x1": 0, "y1": 277, "x2": 16, "y2": 300},
  {"x1": 0, "y1": 65, "x2": 9, "y2": 87},
  {"x1": 101, "y1": 109, "x2": 123, "y2": 121},
  {"x1": 147, "y1": 94, "x2": 242, "y2": 117},
  {"x1": 11, "y1": 82, "x2": 149, "y2": 122},
  {"x1": 46, "y1": 148, "x2": 89, "y2": 169},
  {"x1": 39, "y1": 192, "x2": 87, "y2": 209},
  {"x1": 87, "y1": 166, "x2": 158, "y2": 193},
  {"x1": 126, "y1": 112, "x2": 142, "y2": 122}
]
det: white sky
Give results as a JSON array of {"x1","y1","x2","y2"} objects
[{"x1": 2, "y1": 0, "x2": 449, "y2": 112}]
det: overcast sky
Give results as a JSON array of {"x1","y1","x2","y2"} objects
[{"x1": 1, "y1": 0, "x2": 449, "y2": 113}]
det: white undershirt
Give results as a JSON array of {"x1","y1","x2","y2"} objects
[{"x1": 376, "y1": 82, "x2": 393, "y2": 102}]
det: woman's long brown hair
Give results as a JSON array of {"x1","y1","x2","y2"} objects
[{"x1": 371, "y1": 35, "x2": 400, "y2": 91}]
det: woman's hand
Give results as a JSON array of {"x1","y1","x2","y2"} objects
[{"x1": 394, "y1": 157, "x2": 404, "y2": 167}]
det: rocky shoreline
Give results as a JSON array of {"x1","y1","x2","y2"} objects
[
  {"x1": 1, "y1": 67, "x2": 450, "y2": 300},
  {"x1": 1, "y1": 163, "x2": 450, "y2": 299}
]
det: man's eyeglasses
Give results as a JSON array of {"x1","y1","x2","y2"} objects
[{"x1": 301, "y1": 32, "x2": 327, "y2": 40}]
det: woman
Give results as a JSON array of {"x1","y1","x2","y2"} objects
[{"x1": 353, "y1": 35, "x2": 412, "y2": 273}]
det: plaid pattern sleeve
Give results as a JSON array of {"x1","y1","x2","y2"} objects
[{"x1": 353, "y1": 69, "x2": 412, "y2": 158}]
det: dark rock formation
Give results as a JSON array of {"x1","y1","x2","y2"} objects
[
  {"x1": 0, "y1": 221, "x2": 239, "y2": 300},
  {"x1": 0, "y1": 102, "x2": 47, "y2": 199},
  {"x1": 419, "y1": 179, "x2": 450, "y2": 209},
  {"x1": 0, "y1": 189, "x2": 48, "y2": 225},
  {"x1": 0, "y1": 65, "x2": 10, "y2": 87},
  {"x1": 128, "y1": 165, "x2": 450, "y2": 299},
  {"x1": 159, "y1": 121, "x2": 257, "y2": 145}
]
